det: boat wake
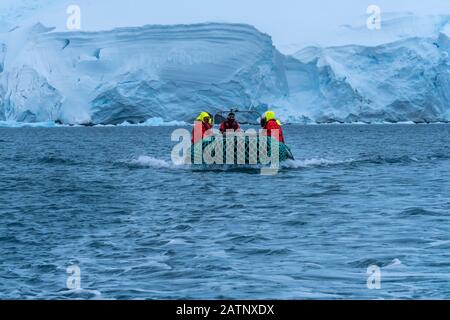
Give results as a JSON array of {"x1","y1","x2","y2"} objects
[
  {"x1": 126, "y1": 156, "x2": 188, "y2": 170},
  {"x1": 281, "y1": 158, "x2": 354, "y2": 169},
  {"x1": 123, "y1": 151, "x2": 449, "y2": 172},
  {"x1": 124, "y1": 156, "x2": 353, "y2": 171}
]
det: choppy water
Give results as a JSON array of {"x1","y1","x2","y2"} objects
[{"x1": 1, "y1": 124, "x2": 450, "y2": 299}]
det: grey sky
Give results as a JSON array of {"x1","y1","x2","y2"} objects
[{"x1": 3, "y1": 0, "x2": 450, "y2": 52}]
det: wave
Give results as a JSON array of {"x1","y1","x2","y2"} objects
[
  {"x1": 283, "y1": 154, "x2": 446, "y2": 170},
  {"x1": 59, "y1": 288, "x2": 102, "y2": 299},
  {"x1": 37, "y1": 155, "x2": 80, "y2": 165},
  {"x1": 123, "y1": 151, "x2": 449, "y2": 172},
  {"x1": 127, "y1": 156, "x2": 340, "y2": 171},
  {"x1": 348, "y1": 257, "x2": 403, "y2": 268},
  {"x1": 125, "y1": 156, "x2": 265, "y2": 172},
  {"x1": 400, "y1": 207, "x2": 440, "y2": 216},
  {"x1": 281, "y1": 158, "x2": 353, "y2": 169},
  {"x1": 125, "y1": 156, "x2": 188, "y2": 169}
]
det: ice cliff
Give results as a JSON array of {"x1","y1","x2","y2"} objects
[
  {"x1": 0, "y1": 23, "x2": 287, "y2": 124},
  {"x1": 281, "y1": 32, "x2": 450, "y2": 123},
  {"x1": 0, "y1": 18, "x2": 449, "y2": 124}
]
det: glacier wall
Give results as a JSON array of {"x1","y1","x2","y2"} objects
[
  {"x1": 279, "y1": 32, "x2": 450, "y2": 123},
  {"x1": 0, "y1": 23, "x2": 288, "y2": 124},
  {"x1": 0, "y1": 21, "x2": 449, "y2": 124}
]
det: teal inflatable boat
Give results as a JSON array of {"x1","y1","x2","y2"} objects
[{"x1": 189, "y1": 134, "x2": 294, "y2": 165}]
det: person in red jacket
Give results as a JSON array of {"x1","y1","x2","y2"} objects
[
  {"x1": 219, "y1": 112, "x2": 240, "y2": 134},
  {"x1": 192, "y1": 112, "x2": 213, "y2": 144},
  {"x1": 261, "y1": 110, "x2": 285, "y2": 144}
]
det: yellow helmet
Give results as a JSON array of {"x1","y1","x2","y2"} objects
[
  {"x1": 263, "y1": 110, "x2": 282, "y2": 125},
  {"x1": 196, "y1": 112, "x2": 211, "y2": 123},
  {"x1": 264, "y1": 111, "x2": 276, "y2": 121}
]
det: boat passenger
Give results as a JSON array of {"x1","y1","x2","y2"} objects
[
  {"x1": 219, "y1": 112, "x2": 241, "y2": 134},
  {"x1": 260, "y1": 111, "x2": 285, "y2": 144},
  {"x1": 192, "y1": 112, "x2": 213, "y2": 144}
]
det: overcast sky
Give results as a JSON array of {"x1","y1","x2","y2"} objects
[{"x1": 2, "y1": 0, "x2": 450, "y2": 52}]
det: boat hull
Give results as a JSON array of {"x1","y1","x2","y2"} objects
[{"x1": 189, "y1": 135, "x2": 294, "y2": 165}]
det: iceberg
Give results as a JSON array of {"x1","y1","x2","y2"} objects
[
  {"x1": 279, "y1": 32, "x2": 450, "y2": 123},
  {"x1": 0, "y1": 23, "x2": 287, "y2": 124},
  {"x1": 117, "y1": 118, "x2": 187, "y2": 127},
  {"x1": 0, "y1": 11, "x2": 449, "y2": 124}
]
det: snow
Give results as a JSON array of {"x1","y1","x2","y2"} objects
[
  {"x1": 443, "y1": 21, "x2": 450, "y2": 37},
  {"x1": 281, "y1": 34, "x2": 450, "y2": 123},
  {"x1": 285, "y1": 25, "x2": 450, "y2": 124},
  {"x1": 0, "y1": 1, "x2": 449, "y2": 124},
  {"x1": 0, "y1": 22, "x2": 287, "y2": 124}
]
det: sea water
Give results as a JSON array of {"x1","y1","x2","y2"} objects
[{"x1": 1, "y1": 124, "x2": 450, "y2": 299}]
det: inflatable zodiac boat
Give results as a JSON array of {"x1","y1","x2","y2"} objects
[{"x1": 189, "y1": 133, "x2": 294, "y2": 165}]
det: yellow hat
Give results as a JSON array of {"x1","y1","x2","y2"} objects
[
  {"x1": 196, "y1": 112, "x2": 210, "y2": 122},
  {"x1": 264, "y1": 111, "x2": 276, "y2": 121}
]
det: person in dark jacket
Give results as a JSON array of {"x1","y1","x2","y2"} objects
[{"x1": 219, "y1": 112, "x2": 240, "y2": 134}]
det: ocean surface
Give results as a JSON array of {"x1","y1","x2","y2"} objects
[{"x1": 1, "y1": 124, "x2": 450, "y2": 299}]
